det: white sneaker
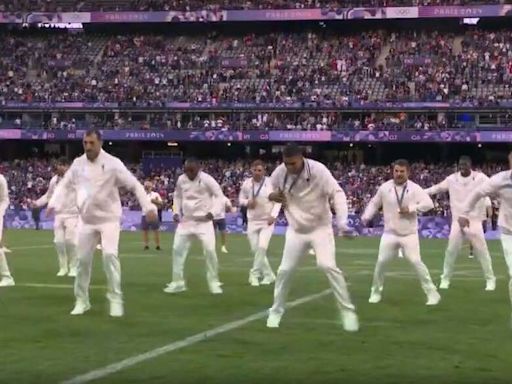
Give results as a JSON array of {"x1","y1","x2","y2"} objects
[
  {"x1": 110, "y1": 302, "x2": 124, "y2": 317},
  {"x1": 209, "y1": 282, "x2": 223, "y2": 295},
  {"x1": 248, "y1": 276, "x2": 260, "y2": 287},
  {"x1": 163, "y1": 281, "x2": 187, "y2": 294},
  {"x1": 68, "y1": 268, "x2": 77, "y2": 277},
  {"x1": 221, "y1": 246, "x2": 228, "y2": 254},
  {"x1": 2, "y1": 247, "x2": 12, "y2": 253},
  {"x1": 70, "y1": 301, "x2": 91, "y2": 315},
  {"x1": 468, "y1": 253, "x2": 474, "y2": 259},
  {"x1": 341, "y1": 310, "x2": 359, "y2": 332},
  {"x1": 261, "y1": 275, "x2": 276, "y2": 285},
  {"x1": 0, "y1": 277, "x2": 15, "y2": 287},
  {"x1": 96, "y1": 244, "x2": 102, "y2": 250},
  {"x1": 485, "y1": 278, "x2": 496, "y2": 291},
  {"x1": 426, "y1": 291, "x2": 441, "y2": 306},
  {"x1": 398, "y1": 249, "x2": 404, "y2": 258},
  {"x1": 439, "y1": 278, "x2": 450, "y2": 290},
  {"x1": 266, "y1": 312, "x2": 282, "y2": 328},
  {"x1": 57, "y1": 268, "x2": 68, "y2": 277},
  {"x1": 308, "y1": 249, "x2": 315, "y2": 256},
  {"x1": 368, "y1": 290, "x2": 382, "y2": 304}
]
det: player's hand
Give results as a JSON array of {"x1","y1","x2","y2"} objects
[
  {"x1": 267, "y1": 217, "x2": 276, "y2": 226},
  {"x1": 269, "y1": 190, "x2": 286, "y2": 204},
  {"x1": 46, "y1": 207, "x2": 55, "y2": 217},
  {"x1": 146, "y1": 210, "x2": 158, "y2": 223},
  {"x1": 202, "y1": 212, "x2": 214, "y2": 222},
  {"x1": 173, "y1": 213, "x2": 180, "y2": 223},
  {"x1": 247, "y1": 199, "x2": 257, "y2": 209},
  {"x1": 458, "y1": 216, "x2": 470, "y2": 228},
  {"x1": 398, "y1": 206, "x2": 410, "y2": 214}
]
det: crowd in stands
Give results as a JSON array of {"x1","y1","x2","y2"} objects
[
  {"x1": 2, "y1": 111, "x2": 460, "y2": 131},
  {"x1": 1, "y1": 158, "x2": 507, "y2": 217},
  {"x1": 0, "y1": 29, "x2": 511, "y2": 107},
  {"x1": 0, "y1": 0, "x2": 508, "y2": 12}
]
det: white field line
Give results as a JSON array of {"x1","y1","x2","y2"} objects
[{"x1": 60, "y1": 289, "x2": 332, "y2": 384}]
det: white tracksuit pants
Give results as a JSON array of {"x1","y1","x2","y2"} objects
[
  {"x1": 54, "y1": 214, "x2": 78, "y2": 272},
  {"x1": 247, "y1": 221, "x2": 275, "y2": 279},
  {"x1": 442, "y1": 220, "x2": 495, "y2": 283},
  {"x1": 269, "y1": 226, "x2": 355, "y2": 317},
  {"x1": 0, "y1": 215, "x2": 12, "y2": 279},
  {"x1": 171, "y1": 220, "x2": 220, "y2": 286},
  {"x1": 75, "y1": 220, "x2": 122, "y2": 305},
  {"x1": 500, "y1": 234, "x2": 512, "y2": 307},
  {"x1": 371, "y1": 232, "x2": 437, "y2": 297}
]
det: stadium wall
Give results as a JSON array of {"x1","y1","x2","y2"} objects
[{"x1": 3, "y1": 210, "x2": 501, "y2": 240}]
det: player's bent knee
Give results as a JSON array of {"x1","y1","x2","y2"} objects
[{"x1": 316, "y1": 261, "x2": 337, "y2": 272}]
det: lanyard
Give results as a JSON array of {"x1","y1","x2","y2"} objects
[
  {"x1": 394, "y1": 182, "x2": 407, "y2": 208},
  {"x1": 252, "y1": 177, "x2": 265, "y2": 198},
  {"x1": 282, "y1": 162, "x2": 306, "y2": 193}
]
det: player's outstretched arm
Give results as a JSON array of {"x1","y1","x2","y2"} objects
[
  {"x1": 48, "y1": 164, "x2": 75, "y2": 215},
  {"x1": 115, "y1": 162, "x2": 156, "y2": 217},
  {"x1": 361, "y1": 187, "x2": 383, "y2": 226},
  {"x1": 33, "y1": 176, "x2": 57, "y2": 208},
  {"x1": 460, "y1": 177, "x2": 500, "y2": 227},
  {"x1": 407, "y1": 186, "x2": 435, "y2": 213},
  {"x1": 424, "y1": 177, "x2": 449, "y2": 196}
]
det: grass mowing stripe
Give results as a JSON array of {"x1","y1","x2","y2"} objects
[{"x1": 60, "y1": 289, "x2": 332, "y2": 384}]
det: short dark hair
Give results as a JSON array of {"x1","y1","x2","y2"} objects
[
  {"x1": 56, "y1": 157, "x2": 70, "y2": 166},
  {"x1": 393, "y1": 159, "x2": 410, "y2": 169},
  {"x1": 459, "y1": 155, "x2": 472, "y2": 164},
  {"x1": 85, "y1": 128, "x2": 102, "y2": 141},
  {"x1": 251, "y1": 159, "x2": 265, "y2": 167},
  {"x1": 282, "y1": 143, "x2": 303, "y2": 158},
  {"x1": 184, "y1": 157, "x2": 199, "y2": 166}
]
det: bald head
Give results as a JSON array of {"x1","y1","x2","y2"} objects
[{"x1": 184, "y1": 158, "x2": 200, "y2": 180}]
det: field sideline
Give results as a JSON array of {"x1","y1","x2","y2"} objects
[{"x1": 1, "y1": 229, "x2": 512, "y2": 384}]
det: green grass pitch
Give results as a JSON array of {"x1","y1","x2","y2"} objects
[{"x1": 1, "y1": 229, "x2": 512, "y2": 384}]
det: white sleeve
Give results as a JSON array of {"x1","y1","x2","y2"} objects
[
  {"x1": 462, "y1": 176, "x2": 501, "y2": 217},
  {"x1": 266, "y1": 181, "x2": 281, "y2": 218},
  {"x1": 408, "y1": 186, "x2": 435, "y2": 213},
  {"x1": 322, "y1": 167, "x2": 348, "y2": 231},
  {"x1": 270, "y1": 166, "x2": 284, "y2": 193},
  {"x1": 48, "y1": 164, "x2": 76, "y2": 211},
  {"x1": 115, "y1": 161, "x2": 156, "y2": 215},
  {"x1": 173, "y1": 179, "x2": 183, "y2": 216},
  {"x1": 204, "y1": 174, "x2": 224, "y2": 217},
  {"x1": 239, "y1": 180, "x2": 250, "y2": 206},
  {"x1": 34, "y1": 177, "x2": 56, "y2": 208},
  {"x1": 0, "y1": 176, "x2": 9, "y2": 214},
  {"x1": 424, "y1": 177, "x2": 449, "y2": 196},
  {"x1": 361, "y1": 186, "x2": 383, "y2": 222}
]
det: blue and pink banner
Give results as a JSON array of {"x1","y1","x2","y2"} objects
[
  {"x1": 1, "y1": 5, "x2": 511, "y2": 24},
  {"x1": 1, "y1": 129, "x2": 512, "y2": 143},
  {"x1": 2, "y1": 210, "x2": 501, "y2": 240},
  {"x1": 3, "y1": 100, "x2": 512, "y2": 110}
]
